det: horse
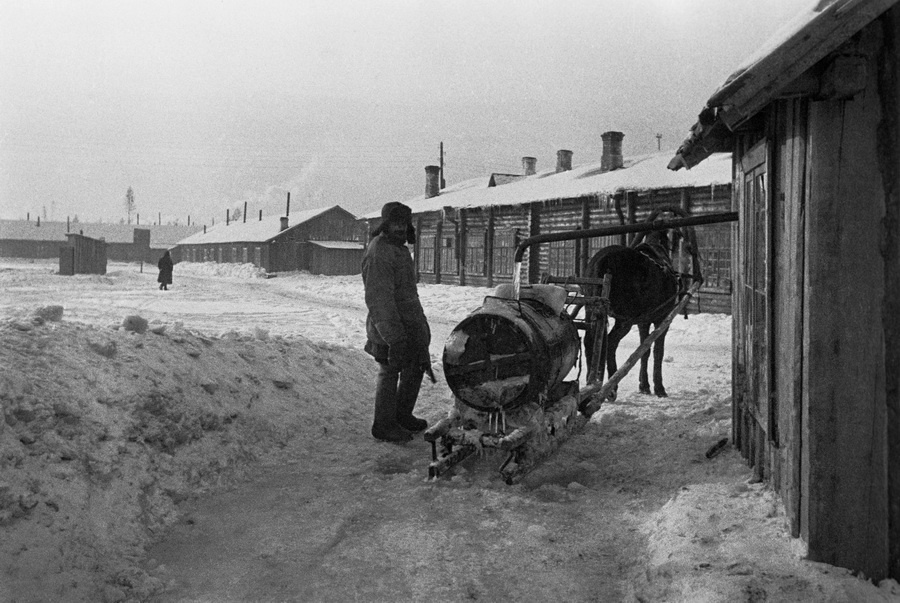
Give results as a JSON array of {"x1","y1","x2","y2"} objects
[{"x1": 582, "y1": 212, "x2": 698, "y2": 399}]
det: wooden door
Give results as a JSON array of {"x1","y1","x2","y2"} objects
[{"x1": 735, "y1": 138, "x2": 774, "y2": 472}]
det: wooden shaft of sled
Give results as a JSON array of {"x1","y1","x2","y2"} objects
[
  {"x1": 479, "y1": 426, "x2": 534, "y2": 451},
  {"x1": 428, "y1": 445, "x2": 476, "y2": 479},
  {"x1": 580, "y1": 280, "x2": 702, "y2": 418},
  {"x1": 424, "y1": 412, "x2": 459, "y2": 443}
]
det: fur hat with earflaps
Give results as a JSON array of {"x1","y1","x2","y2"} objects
[{"x1": 372, "y1": 202, "x2": 416, "y2": 243}]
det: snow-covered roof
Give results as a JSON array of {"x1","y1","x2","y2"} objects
[
  {"x1": 0, "y1": 220, "x2": 202, "y2": 245},
  {"x1": 176, "y1": 205, "x2": 346, "y2": 245},
  {"x1": 308, "y1": 240, "x2": 365, "y2": 250},
  {"x1": 364, "y1": 151, "x2": 732, "y2": 219},
  {"x1": 709, "y1": 0, "x2": 897, "y2": 129}
]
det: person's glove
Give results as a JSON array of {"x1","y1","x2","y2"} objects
[{"x1": 388, "y1": 340, "x2": 408, "y2": 369}]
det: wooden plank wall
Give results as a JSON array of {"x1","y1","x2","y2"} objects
[
  {"x1": 772, "y1": 98, "x2": 808, "y2": 537},
  {"x1": 801, "y1": 28, "x2": 889, "y2": 577},
  {"x1": 68, "y1": 234, "x2": 108, "y2": 275},
  {"x1": 878, "y1": 7, "x2": 900, "y2": 581}
]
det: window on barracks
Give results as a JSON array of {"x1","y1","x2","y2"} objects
[
  {"x1": 440, "y1": 235, "x2": 457, "y2": 273},
  {"x1": 465, "y1": 229, "x2": 486, "y2": 276},
  {"x1": 418, "y1": 234, "x2": 435, "y2": 273},
  {"x1": 695, "y1": 223, "x2": 731, "y2": 290},
  {"x1": 548, "y1": 239, "x2": 576, "y2": 276},
  {"x1": 493, "y1": 231, "x2": 517, "y2": 276}
]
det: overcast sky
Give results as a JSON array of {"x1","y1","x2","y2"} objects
[{"x1": 1, "y1": 0, "x2": 812, "y2": 225}]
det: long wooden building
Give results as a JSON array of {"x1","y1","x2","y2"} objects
[
  {"x1": 669, "y1": 0, "x2": 900, "y2": 581},
  {"x1": 173, "y1": 205, "x2": 366, "y2": 275},
  {"x1": 367, "y1": 137, "x2": 735, "y2": 313},
  {"x1": 0, "y1": 219, "x2": 201, "y2": 263}
]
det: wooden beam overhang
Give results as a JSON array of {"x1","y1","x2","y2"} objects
[{"x1": 710, "y1": 0, "x2": 896, "y2": 129}]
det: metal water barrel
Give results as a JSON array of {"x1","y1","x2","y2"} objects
[{"x1": 442, "y1": 296, "x2": 580, "y2": 412}]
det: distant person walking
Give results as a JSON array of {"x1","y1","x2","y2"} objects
[
  {"x1": 361, "y1": 202, "x2": 431, "y2": 443},
  {"x1": 157, "y1": 250, "x2": 173, "y2": 291}
]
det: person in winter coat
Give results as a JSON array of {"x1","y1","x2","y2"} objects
[
  {"x1": 157, "y1": 250, "x2": 173, "y2": 290},
  {"x1": 361, "y1": 202, "x2": 431, "y2": 443}
]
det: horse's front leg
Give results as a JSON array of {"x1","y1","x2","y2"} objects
[
  {"x1": 637, "y1": 322, "x2": 652, "y2": 394},
  {"x1": 606, "y1": 321, "x2": 630, "y2": 401},
  {"x1": 652, "y1": 322, "x2": 669, "y2": 397}
]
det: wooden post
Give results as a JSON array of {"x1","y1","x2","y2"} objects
[
  {"x1": 414, "y1": 216, "x2": 423, "y2": 281},
  {"x1": 459, "y1": 208, "x2": 467, "y2": 286},
  {"x1": 528, "y1": 202, "x2": 541, "y2": 285},
  {"x1": 434, "y1": 216, "x2": 442, "y2": 284},
  {"x1": 486, "y1": 207, "x2": 495, "y2": 288},
  {"x1": 580, "y1": 198, "x2": 591, "y2": 276},
  {"x1": 625, "y1": 191, "x2": 637, "y2": 245}
]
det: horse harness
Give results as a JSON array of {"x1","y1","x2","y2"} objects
[{"x1": 616, "y1": 242, "x2": 690, "y2": 324}]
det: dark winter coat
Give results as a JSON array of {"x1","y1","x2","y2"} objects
[
  {"x1": 157, "y1": 252, "x2": 173, "y2": 285},
  {"x1": 361, "y1": 233, "x2": 430, "y2": 364}
]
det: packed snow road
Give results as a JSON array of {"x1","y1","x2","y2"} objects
[{"x1": 4, "y1": 258, "x2": 888, "y2": 602}]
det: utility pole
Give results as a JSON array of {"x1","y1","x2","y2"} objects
[
  {"x1": 439, "y1": 142, "x2": 446, "y2": 189},
  {"x1": 656, "y1": 133, "x2": 663, "y2": 151}
]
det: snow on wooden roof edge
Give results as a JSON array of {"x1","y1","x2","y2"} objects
[
  {"x1": 176, "y1": 205, "x2": 348, "y2": 245},
  {"x1": 363, "y1": 151, "x2": 732, "y2": 218}
]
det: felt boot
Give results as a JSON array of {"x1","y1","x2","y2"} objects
[
  {"x1": 371, "y1": 363, "x2": 413, "y2": 443},
  {"x1": 396, "y1": 366, "x2": 427, "y2": 432}
]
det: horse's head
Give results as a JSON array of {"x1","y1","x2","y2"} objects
[{"x1": 643, "y1": 229, "x2": 672, "y2": 260}]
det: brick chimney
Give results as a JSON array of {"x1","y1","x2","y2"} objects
[
  {"x1": 280, "y1": 216, "x2": 289, "y2": 231},
  {"x1": 522, "y1": 156, "x2": 537, "y2": 175},
  {"x1": 425, "y1": 165, "x2": 441, "y2": 198},
  {"x1": 556, "y1": 149, "x2": 573, "y2": 173},
  {"x1": 601, "y1": 131, "x2": 624, "y2": 172}
]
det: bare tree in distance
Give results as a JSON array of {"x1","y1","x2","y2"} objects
[{"x1": 125, "y1": 186, "x2": 135, "y2": 225}]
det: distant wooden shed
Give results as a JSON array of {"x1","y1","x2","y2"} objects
[
  {"x1": 669, "y1": 0, "x2": 900, "y2": 581},
  {"x1": 306, "y1": 240, "x2": 366, "y2": 276},
  {"x1": 173, "y1": 205, "x2": 365, "y2": 274},
  {"x1": 59, "y1": 233, "x2": 107, "y2": 275}
]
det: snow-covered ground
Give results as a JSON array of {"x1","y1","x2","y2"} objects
[{"x1": 1, "y1": 258, "x2": 897, "y2": 602}]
